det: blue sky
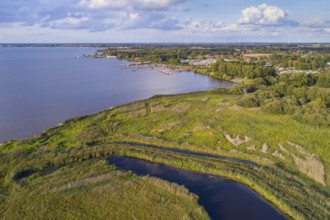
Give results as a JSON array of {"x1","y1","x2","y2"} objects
[{"x1": 0, "y1": 0, "x2": 329, "y2": 43}]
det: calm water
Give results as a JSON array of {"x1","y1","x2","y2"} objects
[
  {"x1": 0, "y1": 47, "x2": 232, "y2": 142},
  {"x1": 108, "y1": 156, "x2": 287, "y2": 220}
]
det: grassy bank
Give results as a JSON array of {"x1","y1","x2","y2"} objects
[
  {"x1": 1, "y1": 91, "x2": 329, "y2": 219},
  {"x1": 0, "y1": 159, "x2": 208, "y2": 220}
]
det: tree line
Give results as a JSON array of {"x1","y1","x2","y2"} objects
[
  {"x1": 270, "y1": 53, "x2": 330, "y2": 70},
  {"x1": 208, "y1": 60, "x2": 276, "y2": 80},
  {"x1": 236, "y1": 72, "x2": 330, "y2": 127}
]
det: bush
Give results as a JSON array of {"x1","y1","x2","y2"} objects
[
  {"x1": 282, "y1": 97, "x2": 300, "y2": 114},
  {"x1": 261, "y1": 98, "x2": 299, "y2": 115},
  {"x1": 292, "y1": 87, "x2": 308, "y2": 105},
  {"x1": 245, "y1": 83, "x2": 258, "y2": 93},
  {"x1": 210, "y1": 84, "x2": 244, "y2": 95},
  {"x1": 316, "y1": 72, "x2": 330, "y2": 88},
  {"x1": 228, "y1": 84, "x2": 244, "y2": 94},
  {"x1": 255, "y1": 90, "x2": 278, "y2": 100},
  {"x1": 307, "y1": 87, "x2": 330, "y2": 106},
  {"x1": 264, "y1": 76, "x2": 278, "y2": 85},
  {"x1": 301, "y1": 111, "x2": 330, "y2": 127},
  {"x1": 261, "y1": 99, "x2": 285, "y2": 114},
  {"x1": 237, "y1": 94, "x2": 260, "y2": 107}
]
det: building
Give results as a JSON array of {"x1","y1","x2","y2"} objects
[{"x1": 180, "y1": 59, "x2": 216, "y2": 66}]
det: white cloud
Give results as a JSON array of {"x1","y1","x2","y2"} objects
[
  {"x1": 301, "y1": 18, "x2": 330, "y2": 28},
  {"x1": 150, "y1": 17, "x2": 180, "y2": 30},
  {"x1": 122, "y1": 12, "x2": 181, "y2": 30},
  {"x1": 49, "y1": 17, "x2": 90, "y2": 29},
  {"x1": 138, "y1": 0, "x2": 187, "y2": 10},
  {"x1": 180, "y1": 17, "x2": 263, "y2": 37},
  {"x1": 78, "y1": 0, "x2": 129, "y2": 9},
  {"x1": 239, "y1": 4, "x2": 288, "y2": 26},
  {"x1": 183, "y1": 18, "x2": 225, "y2": 33},
  {"x1": 1, "y1": 1, "x2": 329, "y2": 42},
  {"x1": 78, "y1": 0, "x2": 188, "y2": 10}
]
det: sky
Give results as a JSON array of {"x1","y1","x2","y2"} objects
[{"x1": 0, "y1": 0, "x2": 329, "y2": 43}]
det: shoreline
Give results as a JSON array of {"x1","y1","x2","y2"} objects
[
  {"x1": 1, "y1": 49, "x2": 328, "y2": 219},
  {"x1": 1, "y1": 90, "x2": 328, "y2": 219},
  {"x1": 94, "y1": 54, "x2": 242, "y2": 84}
]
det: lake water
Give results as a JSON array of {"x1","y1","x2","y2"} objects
[
  {"x1": 108, "y1": 156, "x2": 287, "y2": 220},
  {"x1": 0, "y1": 47, "x2": 232, "y2": 142}
]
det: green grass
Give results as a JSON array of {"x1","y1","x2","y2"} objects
[
  {"x1": 1, "y1": 160, "x2": 208, "y2": 220},
  {"x1": 1, "y1": 91, "x2": 329, "y2": 219}
]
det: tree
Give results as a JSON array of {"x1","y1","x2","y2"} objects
[
  {"x1": 237, "y1": 94, "x2": 260, "y2": 107},
  {"x1": 316, "y1": 72, "x2": 330, "y2": 88},
  {"x1": 261, "y1": 99, "x2": 285, "y2": 114}
]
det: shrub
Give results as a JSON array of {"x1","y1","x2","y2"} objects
[
  {"x1": 237, "y1": 94, "x2": 260, "y2": 107},
  {"x1": 261, "y1": 98, "x2": 299, "y2": 115},
  {"x1": 228, "y1": 84, "x2": 244, "y2": 94},
  {"x1": 261, "y1": 99, "x2": 285, "y2": 114},
  {"x1": 301, "y1": 111, "x2": 330, "y2": 127},
  {"x1": 316, "y1": 72, "x2": 330, "y2": 88},
  {"x1": 307, "y1": 87, "x2": 329, "y2": 103}
]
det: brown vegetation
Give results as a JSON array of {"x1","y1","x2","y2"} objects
[{"x1": 225, "y1": 134, "x2": 252, "y2": 146}]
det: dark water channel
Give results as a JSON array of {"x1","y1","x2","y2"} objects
[{"x1": 108, "y1": 156, "x2": 287, "y2": 220}]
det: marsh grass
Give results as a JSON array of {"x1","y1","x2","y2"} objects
[
  {"x1": 1, "y1": 160, "x2": 208, "y2": 220},
  {"x1": 1, "y1": 91, "x2": 329, "y2": 219}
]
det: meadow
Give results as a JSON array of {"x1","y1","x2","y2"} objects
[{"x1": 1, "y1": 90, "x2": 329, "y2": 219}]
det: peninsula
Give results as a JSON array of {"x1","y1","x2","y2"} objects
[{"x1": 1, "y1": 43, "x2": 330, "y2": 220}]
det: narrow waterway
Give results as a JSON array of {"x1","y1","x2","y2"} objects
[{"x1": 108, "y1": 156, "x2": 287, "y2": 220}]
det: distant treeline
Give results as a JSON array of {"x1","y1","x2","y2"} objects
[
  {"x1": 101, "y1": 43, "x2": 330, "y2": 56},
  {"x1": 209, "y1": 60, "x2": 276, "y2": 79},
  {"x1": 270, "y1": 53, "x2": 330, "y2": 70},
  {"x1": 102, "y1": 45, "x2": 330, "y2": 66},
  {"x1": 102, "y1": 48, "x2": 235, "y2": 64},
  {"x1": 233, "y1": 71, "x2": 330, "y2": 127}
]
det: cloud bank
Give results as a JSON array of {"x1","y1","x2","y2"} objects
[
  {"x1": 78, "y1": 0, "x2": 188, "y2": 10},
  {"x1": 0, "y1": 1, "x2": 329, "y2": 42},
  {"x1": 239, "y1": 4, "x2": 288, "y2": 26}
]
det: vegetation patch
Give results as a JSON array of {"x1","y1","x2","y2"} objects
[
  {"x1": 1, "y1": 90, "x2": 329, "y2": 220},
  {"x1": 1, "y1": 160, "x2": 208, "y2": 220},
  {"x1": 225, "y1": 134, "x2": 252, "y2": 146},
  {"x1": 287, "y1": 142, "x2": 325, "y2": 185}
]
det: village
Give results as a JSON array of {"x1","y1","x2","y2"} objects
[{"x1": 91, "y1": 44, "x2": 330, "y2": 78}]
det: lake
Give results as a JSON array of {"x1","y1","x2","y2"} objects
[
  {"x1": 0, "y1": 47, "x2": 232, "y2": 142},
  {"x1": 108, "y1": 156, "x2": 287, "y2": 220}
]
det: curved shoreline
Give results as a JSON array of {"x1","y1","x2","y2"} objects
[
  {"x1": 102, "y1": 143, "x2": 296, "y2": 219},
  {"x1": 108, "y1": 156, "x2": 287, "y2": 220}
]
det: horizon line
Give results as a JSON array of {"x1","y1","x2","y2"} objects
[{"x1": 1, "y1": 42, "x2": 330, "y2": 45}]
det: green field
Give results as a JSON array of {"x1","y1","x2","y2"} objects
[{"x1": 1, "y1": 91, "x2": 329, "y2": 219}]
